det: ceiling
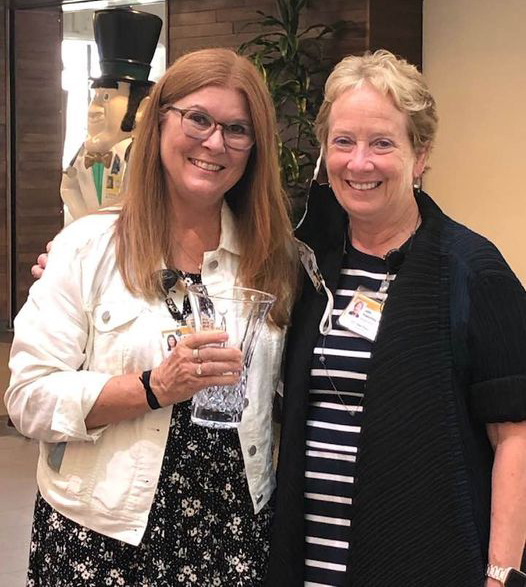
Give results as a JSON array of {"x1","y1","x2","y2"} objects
[{"x1": 63, "y1": 1, "x2": 165, "y2": 39}]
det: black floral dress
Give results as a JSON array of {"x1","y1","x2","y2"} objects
[{"x1": 27, "y1": 272, "x2": 273, "y2": 587}]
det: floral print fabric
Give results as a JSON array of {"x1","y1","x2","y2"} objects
[
  {"x1": 27, "y1": 402, "x2": 272, "y2": 586},
  {"x1": 27, "y1": 271, "x2": 272, "y2": 586}
]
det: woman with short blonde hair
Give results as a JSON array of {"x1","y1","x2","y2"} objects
[{"x1": 269, "y1": 49, "x2": 526, "y2": 587}]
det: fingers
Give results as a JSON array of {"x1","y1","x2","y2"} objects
[
  {"x1": 37, "y1": 253, "x2": 48, "y2": 269},
  {"x1": 46, "y1": 240, "x2": 53, "y2": 253},
  {"x1": 31, "y1": 252, "x2": 49, "y2": 280},
  {"x1": 151, "y1": 335, "x2": 242, "y2": 406},
  {"x1": 31, "y1": 265, "x2": 43, "y2": 279},
  {"x1": 193, "y1": 346, "x2": 242, "y2": 365},
  {"x1": 183, "y1": 331, "x2": 229, "y2": 349},
  {"x1": 150, "y1": 359, "x2": 241, "y2": 406},
  {"x1": 192, "y1": 360, "x2": 241, "y2": 378},
  {"x1": 178, "y1": 331, "x2": 242, "y2": 368}
]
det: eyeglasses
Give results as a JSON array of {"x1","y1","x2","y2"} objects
[{"x1": 166, "y1": 106, "x2": 255, "y2": 151}]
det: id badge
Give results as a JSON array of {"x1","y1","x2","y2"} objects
[
  {"x1": 162, "y1": 277, "x2": 194, "y2": 357},
  {"x1": 337, "y1": 286, "x2": 383, "y2": 342},
  {"x1": 161, "y1": 324, "x2": 193, "y2": 358}
]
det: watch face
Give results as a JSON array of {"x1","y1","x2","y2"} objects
[{"x1": 505, "y1": 569, "x2": 526, "y2": 587}]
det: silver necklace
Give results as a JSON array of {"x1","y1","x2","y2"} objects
[
  {"x1": 174, "y1": 241, "x2": 203, "y2": 272},
  {"x1": 318, "y1": 334, "x2": 364, "y2": 418}
]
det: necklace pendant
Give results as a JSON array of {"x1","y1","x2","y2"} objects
[{"x1": 319, "y1": 339, "x2": 364, "y2": 420}]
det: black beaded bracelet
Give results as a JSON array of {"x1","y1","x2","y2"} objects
[{"x1": 139, "y1": 370, "x2": 162, "y2": 410}]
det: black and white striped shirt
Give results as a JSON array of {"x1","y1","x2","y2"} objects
[{"x1": 304, "y1": 247, "x2": 395, "y2": 587}]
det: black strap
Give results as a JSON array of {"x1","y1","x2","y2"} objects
[{"x1": 139, "y1": 370, "x2": 162, "y2": 410}]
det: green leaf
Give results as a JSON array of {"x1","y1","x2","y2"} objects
[
  {"x1": 278, "y1": 35, "x2": 289, "y2": 57},
  {"x1": 280, "y1": 145, "x2": 301, "y2": 184},
  {"x1": 298, "y1": 24, "x2": 334, "y2": 39},
  {"x1": 237, "y1": 0, "x2": 352, "y2": 197},
  {"x1": 259, "y1": 15, "x2": 285, "y2": 28}
]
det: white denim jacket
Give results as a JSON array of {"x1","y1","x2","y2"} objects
[{"x1": 5, "y1": 204, "x2": 284, "y2": 546}]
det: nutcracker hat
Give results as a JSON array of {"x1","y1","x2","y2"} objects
[{"x1": 92, "y1": 8, "x2": 162, "y2": 87}]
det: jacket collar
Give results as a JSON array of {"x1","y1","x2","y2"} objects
[
  {"x1": 295, "y1": 181, "x2": 347, "y2": 254},
  {"x1": 295, "y1": 181, "x2": 445, "y2": 256},
  {"x1": 295, "y1": 182, "x2": 447, "y2": 337}
]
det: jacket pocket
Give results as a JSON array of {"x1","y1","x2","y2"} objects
[{"x1": 88, "y1": 300, "x2": 144, "y2": 375}]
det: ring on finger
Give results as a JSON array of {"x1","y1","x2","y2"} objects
[
  {"x1": 192, "y1": 347, "x2": 202, "y2": 362},
  {"x1": 196, "y1": 363, "x2": 203, "y2": 376}
]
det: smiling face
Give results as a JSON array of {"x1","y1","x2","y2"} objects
[
  {"x1": 325, "y1": 82, "x2": 427, "y2": 223},
  {"x1": 160, "y1": 85, "x2": 253, "y2": 210}
]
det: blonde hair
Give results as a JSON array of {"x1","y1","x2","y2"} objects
[
  {"x1": 115, "y1": 48, "x2": 297, "y2": 326},
  {"x1": 316, "y1": 50, "x2": 438, "y2": 155}
]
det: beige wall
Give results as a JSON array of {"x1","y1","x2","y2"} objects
[{"x1": 423, "y1": 0, "x2": 526, "y2": 284}]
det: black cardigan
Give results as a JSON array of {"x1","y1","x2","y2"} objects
[{"x1": 267, "y1": 184, "x2": 526, "y2": 587}]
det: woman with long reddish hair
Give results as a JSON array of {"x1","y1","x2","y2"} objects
[{"x1": 7, "y1": 48, "x2": 297, "y2": 586}]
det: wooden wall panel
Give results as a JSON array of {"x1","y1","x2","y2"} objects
[
  {"x1": 168, "y1": 0, "x2": 368, "y2": 63},
  {"x1": 0, "y1": 6, "x2": 8, "y2": 326},
  {"x1": 167, "y1": 0, "x2": 422, "y2": 67},
  {"x1": 13, "y1": 8, "x2": 63, "y2": 314},
  {"x1": 369, "y1": 0, "x2": 423, "y2": 70}
]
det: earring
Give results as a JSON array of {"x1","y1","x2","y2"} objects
[{"x1": 413, "y1": 176, "x2": 422, "y2": 193}]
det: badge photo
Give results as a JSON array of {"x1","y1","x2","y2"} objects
[{"x1": 162, "y1": 325, "x2": 193, "y2": 358}]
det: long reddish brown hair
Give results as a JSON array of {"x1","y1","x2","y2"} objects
[{"x1": 115, "y1": 48, "x2": 297, "y2": 326}]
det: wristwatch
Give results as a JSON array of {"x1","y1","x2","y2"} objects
[{"x1": 486, "y1": 564, "x2": 526, "y2": 586}]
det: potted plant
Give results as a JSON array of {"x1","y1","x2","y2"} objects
[{"x1": 239, "y1": 0, "x2": 346, "y2": 214}]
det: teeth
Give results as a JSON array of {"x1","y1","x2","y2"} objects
[
  {"x1": 347, "y1": 181, "x2": 381, "y2": 190},
  {"x1": 190, "y1": 159, "x2": 223, "y2": 171}
]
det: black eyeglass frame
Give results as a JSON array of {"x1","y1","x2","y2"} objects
[{"x1": 166, "y1": 105, "x2": 255, "y2": 151}]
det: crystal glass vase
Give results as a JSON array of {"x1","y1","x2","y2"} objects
[{"x1": 187, "y1": 284, "x2": 276, "y2": 429}]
